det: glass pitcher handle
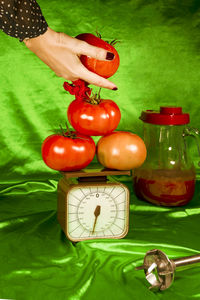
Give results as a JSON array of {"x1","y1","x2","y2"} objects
[{"x1": 183, "y1": 127, "x2": 200, "y2": 166}]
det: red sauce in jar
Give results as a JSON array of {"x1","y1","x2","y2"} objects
[{"x1": 134, "y1": 169, "x2": 195, "y2": 206}]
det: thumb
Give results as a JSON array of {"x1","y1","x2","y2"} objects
[{"x1": 76, "y1": 40, "x2": 115, "y2": 61}]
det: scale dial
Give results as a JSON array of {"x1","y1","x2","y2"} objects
[{"x1": 66, "y1": 184, "x2": 129, "y2": 241}]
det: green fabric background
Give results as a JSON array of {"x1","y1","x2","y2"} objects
[{"x1": 0, "y1": 0, "x2": 200, "y2": 299}]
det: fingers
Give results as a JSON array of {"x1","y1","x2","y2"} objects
[
  {"x1": 75, "y1": 40, "x2": 115, "y2": 61},
  {"x1": 78, "y1": 66, "x2": 118, "y2": 90},
  {"x1": 59, "y1": 33, "x2": 113, "y2": 61},
  {"x1": 56, "y1": 72, "x2": 79, "y2": 82}
]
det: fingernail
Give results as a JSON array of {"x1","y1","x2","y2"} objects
[
  {"x1": 112, "y1": 87, "x2": 118, "y2": 90},
  {"x1": 106, "y1": 52, "x2": 115, "y2": 60}
]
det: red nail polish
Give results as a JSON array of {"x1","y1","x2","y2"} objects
[{"x1": 106, "y1": 52, "x2": 115, "y2": 60}]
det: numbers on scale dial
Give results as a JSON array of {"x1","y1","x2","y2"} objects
[{"x1": 67, "y1": 185, "x2": 127, "y2": 240}]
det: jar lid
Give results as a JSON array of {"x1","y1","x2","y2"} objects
[{"x1": 140, "y1": 106, "x2": 190, "y2": 125}]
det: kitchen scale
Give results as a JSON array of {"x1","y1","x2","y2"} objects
[{"x1": 57, "y1": 164, "x2": 131, "y2": 242}]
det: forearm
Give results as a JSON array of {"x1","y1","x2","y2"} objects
[{"x1": 0, "y1": 0, "x2": 48, "y2": 41}]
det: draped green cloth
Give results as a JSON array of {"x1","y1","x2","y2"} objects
[{"x1": 0, "y1": 0, "x2": 200, "y2": 299}]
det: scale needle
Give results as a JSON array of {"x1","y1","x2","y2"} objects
[{"x1": 92, "y1": 205, "x2": 101, "y2": 234}]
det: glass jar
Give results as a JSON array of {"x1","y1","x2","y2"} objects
[{"x1": 133, "y1": 107, "x2": 199, "y2": 206}]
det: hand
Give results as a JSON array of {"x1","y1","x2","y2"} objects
[{"x1": 23, "y1": 27, "x2": 118, "y2": 90}]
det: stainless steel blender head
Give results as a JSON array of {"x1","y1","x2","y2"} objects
[{"x1": 136, "y1": 249, "x2": 200, "y2": 291}]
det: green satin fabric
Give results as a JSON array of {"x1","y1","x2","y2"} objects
[{"x1": 0, "y1": 0, "x2": 200, "y2": 299}]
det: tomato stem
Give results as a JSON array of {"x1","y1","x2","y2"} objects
[
  {"x1": 95, "y1": 30, "x2": 102, "y2": 39},
  {"x1": 58, "y1": 123, "x2": 75, "y2": 138},
  {"x1": 59, "y1": 124, "x2": 66, "y2": 137},
  {"x1": 65, "y1": 122, "x2": 71, "y2": 135},
  {"x1": 55, "y1": 123, "x2": 91, "y2": 141},
  {"x1": 110, "y1": 39, "x2": 120, "y2": 46},
  {"x1": 85, "y1": 88, "x2": 102, "y2": 105},
  {"x1": 98, "y1": 88, "x2": 101, "y2": 100},
  {"x1": 95, "y1": 30, "x2": 119, "y2": 46}
]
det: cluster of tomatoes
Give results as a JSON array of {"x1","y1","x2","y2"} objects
[{"x1": 41, "y1": 33, "x2": 147, "y2": 172}]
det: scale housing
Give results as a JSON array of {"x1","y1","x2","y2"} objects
[{"x1": 57, "y1": 167, "x2": 131, "y2": 241}]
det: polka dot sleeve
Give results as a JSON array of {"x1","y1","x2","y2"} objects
[{"x1": 0, "y1": 0, "x2": 48, "y2": 42}]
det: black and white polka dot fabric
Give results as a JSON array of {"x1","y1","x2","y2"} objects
[{"x1": 0, "y1": 0, "x2": 48, "y2": 42}]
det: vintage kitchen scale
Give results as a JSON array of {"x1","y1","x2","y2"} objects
[{"x1": 57, "y1": 164, "x2": 131, "y2": 242}]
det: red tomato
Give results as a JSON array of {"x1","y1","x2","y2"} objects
[
  {"x1": 41, "y1": 132, "x2": 96, "y2": 171},
  {"x1": 97, "y1": 131, "x2": 147, "y2": 170},
  {"x1": 76, "y1": 33, "x2": 120, "y2": 79},
  {"x1": 67, "y1": 99, "x2": 121, "y2": 136}
]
